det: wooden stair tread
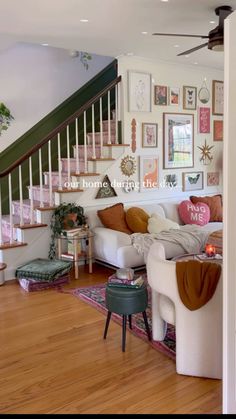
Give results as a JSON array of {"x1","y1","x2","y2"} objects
[
  {"x1": 87, "y1": 158, "x2": 115, "y2": 161},
  {"x1": 0, "y1": 263, "x2": 7, "y2": 271},
  {"x1": 71, "y1": 172, "x2": 100, "y2": 177},
  {"x1": 104, "y1": 143, "x2": 129, "y2": 147},
  {"x1": 0, "y1": 242, "x2": 27, "y2": 250},
  {"x1": 12, "y1": 199, "x2": 57, "y2": 211},
  {"x1": 56, "y1": 188, "x2": 84, "y2": 193},
  {"x1": 14, "y1": 223, "x2": 48, "y2": 230}
]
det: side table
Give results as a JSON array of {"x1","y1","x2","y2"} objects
[{"x1": 56, "y1": 230, "x2": 94, "y2": 279}]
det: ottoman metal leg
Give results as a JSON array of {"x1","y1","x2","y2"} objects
[
  {"x1": 142, "y1": 311, "x2": 152, "y2": 341},
  {"x1": 122, "y1": 315, "x2": 127, "y2": 352},
  {"x1": 103, "y1": 311, "x2": 111, "y2": 339},
  {"x1": 128, "y1": 314, "x2": 132, "y2": 329}
]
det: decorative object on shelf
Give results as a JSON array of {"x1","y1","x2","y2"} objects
[
  {"x1": 48, "y1": 202, "x2": 86, "y2": 259},
  {"x1": 95, "y1": 175, "x2": 117, "y2": 199},
  {"x1": 142, "y1": 122, "x2": 158, "y2": 148},
  {"x1": 198, "y1": 79, "x2": 210, "y2": 104},
  {"x1": 198, "y1": 139, "x2": 214, "y2": 165},
  {"x1": 198, "y1": 107, "x2": 210, "y2": 133},
  {"x1": 163, "y1": 112, "x2": 194, "y2": 169},
  {"x1": 70, "y1": 50, "x2": 92, "y2": 70},
  {"x1": 131, "y1": 118, "x2": 137, "y2": 152},
  {"x1": 182, "y1": 171, "x2": 204, "y2": 192},
  {"x1": 212, "y1": 80, "x2": 224, "y2": 115},
  {"x1": 169, "y1": 87, "x2": 180, "y2": 106},
  {"x1": 0, "y1": 102, "x2": 14, "y2": 136},
  {"x1": 123, "y1": 179, "x2": 136, "y2": 193},
  {"x1": 164, "y1": 174, "x2": 178, "y2": 188},
  {"x1": 139, "y1": 155, "x2": 159, "y2": 192},
  {"x1": 213, "y1": 120, "x2": 223, "y2": 141},
  {"x1": 183, "y1": 86, "x2": 197, "y2": 110},
  {"x1": 154, "y1": 85, "x2": 168, "y2": 105},
  {"x1": 128, "y1": 70, "x2": 152, "y2": 112},
  {"x1": 207, "y1": 172, "x2": 220, "y2": 186},
  {"x1": 120, "y1": 155, "x2": 137, "y2": 177}
]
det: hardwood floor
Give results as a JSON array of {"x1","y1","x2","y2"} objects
[{"x1": 0, "y1": 263, "x2": 222, "y2": 414}]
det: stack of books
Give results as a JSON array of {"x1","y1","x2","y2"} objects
[{"x1": 107, "y1": 273, "x2": 145, "y2": 289}]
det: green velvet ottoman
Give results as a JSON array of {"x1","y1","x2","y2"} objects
[{"x1": 103, "y1": 283, "x2": 151, "y2": 352}]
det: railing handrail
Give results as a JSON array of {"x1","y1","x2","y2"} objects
[{"x1": 0, "y1": 75, "x2": 121, "y2": 178}]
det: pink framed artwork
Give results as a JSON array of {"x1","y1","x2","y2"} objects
[
  {"x1": 213, "y1": 120, "x2": 223, "y2": 141},
  {"x1": 207, "y1": 172, "x2": 220, "y2": 186},
  {"x1": 198, "y1": 107, "x2": 210, "y2": 133}
]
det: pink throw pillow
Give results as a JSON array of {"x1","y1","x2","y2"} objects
[{"x1": 178, "y1": 200, "x2": 210, "y2": 226}]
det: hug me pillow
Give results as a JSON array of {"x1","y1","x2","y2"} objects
[{"x1": 178, "y1": 200, "x2": 210, "y2": 226}]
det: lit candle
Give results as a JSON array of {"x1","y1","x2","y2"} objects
[{"x1": 205, "y1": 244, "x2": 216, "y2": 257}]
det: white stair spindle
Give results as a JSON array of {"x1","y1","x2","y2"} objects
[
  {"x1": 100, "y1": 97, "x2": 104, "y2": 158},
  {"x1": 48, "y1": 140, "x2": 53, "y2": 206},
  {"x1": 67, "y1": 125, "x2": 71, "y2": 187},
  {"x1": 115, "y1": 84, "x2": 118, "y2": 144},
  {"x1": 108, "y1": 90, "x2": 111, "y2": 145},
  {"x1": 0, "y1": 183, "x2": 3, "y2": 245},
  {"x1": 8, "y1": 173, "x2": 13, "y2": 243},
  {"x1": 118, "y1": 80, "x2": 121, "y2": 122},
  {"x1": 92, "y1": 104, "x2": 96, "y2": 160},
  {"x1": 19, "y1": 165, "x2": 24, "y2": 226},
  {"x1": 84, "y1": 111, "x2": 88, "y2": 173},
  {"x1": 57, "y1": 133, "x2": 62, "y2": 191},
  {"x1": 39, "y1": 148, "x2": 44, "y2": 207},
  {"x1": 75, "y1": 118, "x2": 80, "y2": 174},
  {"x1": 29, "y1": 157, "x2": 34, "y2": 224}
]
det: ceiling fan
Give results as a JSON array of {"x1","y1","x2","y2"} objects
[{"x1": 153, "y1": 5, "x2": 233, "y2": 56}]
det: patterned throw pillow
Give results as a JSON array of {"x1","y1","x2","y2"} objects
[{"x1": 178, "y1": 200, "x2": 210, "y2": 226}]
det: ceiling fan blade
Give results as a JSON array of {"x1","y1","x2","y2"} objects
[
  {"x1": 177, "y1": 42, "x2": 209, "y2": 56},
  {"x1": 152, "y1": 33, "x2": 209, "y2": 39}
]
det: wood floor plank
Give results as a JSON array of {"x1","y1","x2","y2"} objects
[{"x1": 0, "y1": 263, "x2": 222, "y2": 414}]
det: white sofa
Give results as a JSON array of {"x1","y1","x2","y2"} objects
[{"x1": 85, "y1": 200, "x2": 223, "y2": 268}]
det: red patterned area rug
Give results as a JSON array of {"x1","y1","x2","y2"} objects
[{"x1": 68, "y1": 283, "x2": 176, "y2": 360}]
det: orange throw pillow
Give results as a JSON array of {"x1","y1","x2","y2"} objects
[
  {"x1": 190, "y1": 195, "x2": 222, "y2": 222},
  {"x1": 126, "y1": 207, "x2": 149, "y2": 233},
  {"x1": 97, "y1": 203, "x2": 132, "y2": 234}
]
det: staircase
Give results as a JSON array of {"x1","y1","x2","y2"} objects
[{"x1": 0, "y1": 75, "x2": 128, "y2": 281}]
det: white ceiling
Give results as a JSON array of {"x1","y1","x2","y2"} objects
[{"x1": 1, "y1": 0, "x2": 235, "y2": 69}]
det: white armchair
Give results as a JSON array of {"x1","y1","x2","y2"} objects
[{"x1": 146, "y1": 242, "x2": 222, "y2": 379}]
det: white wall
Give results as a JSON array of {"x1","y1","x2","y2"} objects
[
  {"x1": 115, "y1": 55, "x2": 223, "y2": 203},
  {"x1": 0, "y1": 42, "x2": 112, "y2": 153},
  {"x1": 223, "y1": 11, "x2": 236, "y2": 414}
]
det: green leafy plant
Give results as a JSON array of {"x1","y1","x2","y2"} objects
[
  {"x1": 49, "y1": 202, "x2": 87, "y2": 259},
  {"x1": 0, "y1": 102, "x2": 14, "y2": 135},
  {"x1": 79, "y1": 52, "x2": 92, "y2": 70}
]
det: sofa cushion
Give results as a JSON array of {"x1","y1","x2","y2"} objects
[
  {"x1": 147, "y1": 213, "x2": 180, "y2": 234},
  {"x1": 126, "y1": 207, "x2": 149, "y2": 233},
  {"x1": 97, "y1": 203, "x2": 132, "y2": 234},
  {"x1": 178, "y1": 200, "x2": 210, "y2": 226},
  {"x1": 190, "y1": 195, "x2": 222, "y2": 222}
]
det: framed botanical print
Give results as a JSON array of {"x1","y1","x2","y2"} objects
[
  {"x1": 182, "y1": 171, "x2": 203, "y2": 192},
  {"x1": 183, "y1": 86, "x2": 197, "y2": 110},
  {"x1": 142, "y1": 123, "x2": 158, "y2": 147},
  {"x1": 139, "y1": 156, "x2": 159, "y2": 192},
  {"x1": 212, "y1": 80, "x2": 224, "y2": 115},
  {"x1": 128, "y1": 70, "x2": 152, "y2": 112},
  {"x1": 169, "y1": 87, "x2": 180, "y2": 106},
  {"x1": 154, "y1": 85, "x2": 168, "y2": 105},
  {"x1": 213, "y1": 120, "x2": 223, "y2": 141},
  {"x1": 163, "y1": 112, "x2": 194, "y2": 169}
]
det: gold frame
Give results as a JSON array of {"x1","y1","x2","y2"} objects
[
  {"x1": 212, "y1": 80, "x2": 224, "y2": 116},
  {"x1": 183, "y1": 86, "x2": 197, "y2": 110}
]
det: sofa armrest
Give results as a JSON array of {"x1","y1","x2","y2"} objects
[
  {"x1": 92, "y1": 227, "x2": 132, "y2": 266},
  {"x1": 92, "y1": 227, "x2": 132, "y2": 246}
]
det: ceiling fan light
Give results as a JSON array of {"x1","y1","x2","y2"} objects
[
  {"x1": 208, "y1": 38, "x2": 224, "y2": 52},
  {"x1": 212, "y1": 43, "x2": 224, "y2": 52}
]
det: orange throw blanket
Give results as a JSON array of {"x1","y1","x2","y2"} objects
[{"x1": 176, "y1": 260, "x2": 221, "y2": 311}]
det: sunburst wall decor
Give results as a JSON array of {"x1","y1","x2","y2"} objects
[{"x1": 198, "y1": 139, "x2": 214, "y2": 165}]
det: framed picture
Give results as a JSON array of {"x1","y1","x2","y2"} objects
[
  {"x1": 183, "y1": 86, "x2": 197, "y2": 110},
  {"x1": 142, "y1": 123, "x2": 158, "y2": 148},
  {"x1": 154, "y1": 85, "x2": 167, "y2": 105},
  {"x1": 163, "y1": 112, "x2": 194, "y2": 169},
  {"x1": 139, "y1": 156, "x2": 159, "y2": 192},
  {"x1": 198, "y1": 107, "x2": 210, "y2": 133},
  {"x1": 213, "y1": 120, "x2": 223, "y2": 141},
  {"x1": 169, "y1": 87, "x2": 180, "y2": 106},
  {"x1": 128, "y1": 70, "x2": 152, "y2": 112},
  {"x1": 182, "y1": 171, "x2": 203, "y2": 192},
  {"x1": 212, "y1": 80, "x2": 224, "y2": 115},
  {"x1": 207, "y1": 172, "x2": 220, "y2": 186}
]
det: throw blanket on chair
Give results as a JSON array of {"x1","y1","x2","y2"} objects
[
  {"x1": 176, "y1": 260, "x2": 222, "y2": 310},
  {"x1": 131, "y1": 225, "x2": 209, "y2": 262}
]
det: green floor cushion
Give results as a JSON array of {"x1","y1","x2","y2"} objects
[{"x1": 15, "y1": 258, "x2": 73, "y2": 282}]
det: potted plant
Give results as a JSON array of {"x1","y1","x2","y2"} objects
[
  {"x1": 49, "y1": 202, "x2": 87, "y2": 259},
  {"x1": 0, "y1": 102, "x2": 14, "y2": 135}
]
